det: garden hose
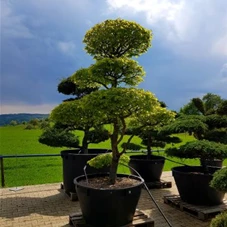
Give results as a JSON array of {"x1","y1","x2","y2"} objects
[{"x1": 126, "y1": 164, "x2": 173, "y2": 227}]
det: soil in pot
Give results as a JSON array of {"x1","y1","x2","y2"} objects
[
  {"x1": 129, "y1": 155, "x2": 165, "y2": 182},
  {"x1": 172, "y1": 166, "x2": 225, "y2": 206},
  {"x1": 74, "y1": 173, "x2": 144, "y2": 227}
]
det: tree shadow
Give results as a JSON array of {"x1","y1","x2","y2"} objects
[{"x1": 0, "y1": 189, "x2": 81, "y2": 219}]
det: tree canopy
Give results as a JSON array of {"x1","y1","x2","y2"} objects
[{"x1": 83, "y1": 18, "x2": 152, "y2": 59}]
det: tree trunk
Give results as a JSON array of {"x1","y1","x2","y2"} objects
[
  {"x1": 147, "y1": 136, "x2": 152, "y2": 159},
  {"x1": 109, "y1": 155, "x2": 119, "y2": 184},
  {"x1": 109, "y1": 119, "x2": 120, "y2": 184},
  {"x1": 82, "y1": 129, "x2": 89, "y2": 154}
]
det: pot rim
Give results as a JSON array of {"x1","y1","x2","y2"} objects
[
  {"x1": 74, "y1": 173, "x2": 144, "y2": 191},
  {"x1": 129, "y1": 154, "x2": 165, "y2": 161}
]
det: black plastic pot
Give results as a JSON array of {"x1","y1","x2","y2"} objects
[
  {"x1": 172, "y1": 166, "x2": 225, "y2": 206},
  {"x1": 61, "y1": 149, "x2": 110, "y2": 194},
  {"x1": 200, "y1": 158, "x2": 223, "y2": 168},
  {"x1": 74, "y1": 173, "x2": 144, "y2": 227},
  {"x1": 129, "y1": 155, "x2": 165, "y2": 182}
]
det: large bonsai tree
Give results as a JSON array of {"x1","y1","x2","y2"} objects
[
  {"x1": 50, "y1": 18, "x2": 171, "y2": 184},
  {"x1": 39, "y1": 77, "x2": 109, "y2": 153},
  {"x1": 164, "y1": 94, "x2": 227, "y2": 164}
]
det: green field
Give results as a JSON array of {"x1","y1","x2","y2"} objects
[{"x1": 0, "y1": 125, "x2": 226, "y2": 187}]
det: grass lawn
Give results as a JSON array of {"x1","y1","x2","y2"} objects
[{"x1": 0, "y1": 125, "x2": 226, "y2": 187}]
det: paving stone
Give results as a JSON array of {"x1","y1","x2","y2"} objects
[{"x1": 0, "y1": 171, "x2": 226, "y2": 227}]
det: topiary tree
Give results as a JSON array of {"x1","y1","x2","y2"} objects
[
  {"x1": 210, "y1": 167, "x2": 227, "y2": 192},
  {"x1": 210, "y1": 168, "x2": 227, "y2": 227},
  {"x1": 39, "y1": 76, "x2": 109, "y2": 152},
  {"x1": 164, "y1": 94, "x2": 227, "y2": 167},
  {"x1": 39, "y1": 126, "x2": 80, "y2": 148},
  {"x1": 50, "y1": 18, "x2": 170, "y2": 184},
  {"x1": 125, "y1": 106, "x2": 177, "y2": 158}
]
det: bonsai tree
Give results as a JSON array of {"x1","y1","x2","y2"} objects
[
  {"x1": 210, "y1": 167, "x2": 227, "y2": 192},
  {"x1": 210, "y1": 167, "x2": 227, "y2": 227},
  {"x1": 210, "y1": 211, "x2": 227, "y2": 227},
  {"x1": 50, "y1": 18, "x2": 170, "y2": 184},
  {"x1": 125, "y1": 105, "x2": 177, "y2": 158},
  {"x1": 39, "y1": 77, "x2": 109, "y2": 153},
  {"x1": 164, "y1": 94, "x2": 227, "y2": 166}
]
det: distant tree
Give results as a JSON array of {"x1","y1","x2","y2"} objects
[
  {"x1": 179, "y1": 100, "x2": 201, "y2": 115},
  {"x1": 29, "y1": 118, "x2": 39, "y2": 127},
  {"x1": 24, "y1": 124, "x2": 35, "y2": 130},
  {"x1": 10, "y1": 120, "x2": 18, "y2": 126},
  {"x1": 217, "y1": 100, "x2": 227, "y2": 115}
]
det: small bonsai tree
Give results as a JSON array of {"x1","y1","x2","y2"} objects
[
  {"x1": 50, "y1": 18, "x2": 171, "y2": 184},
  {"x1": 125, "y1": 105, "x2": 177, "y2": 158},
  {"x1": 39, "y1": 77, "x2": 109, "y2": 153},
  {"x1": 210, "y1": 167, "x2": 227, "y2": 227},
  {"x1": 210, "y1": 167, "x2": 227, "y2": 192},
  {"x1": 210, "y1": 211, "x2": 227, "y2": 227}
]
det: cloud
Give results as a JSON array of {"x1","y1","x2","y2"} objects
[
  {"x1": 106, "y1": 0, "x2": 227, "y2": 59},
  {"x1": 1, "y1": 0, "x2": 227, "y2": 114},
  {"x1": 220, "y1": 63, "x2": 227, "y2": 78},
  {"x1": 57, "y1": 41, "x2": 76, "y2": 55},
  {"x1": 1, "y1": 0, "x2": 34, "y2": 39},
  {"x1": 212, "y1": 35, "x2": 227, "y2": 56},
  {"x1": 0, "y1": 104, "x2": 57, "y2": 114}
]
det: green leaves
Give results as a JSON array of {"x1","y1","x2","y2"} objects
[
  {"x1": 165, "y1": 140, "x2": 227, "y2": 159},
  {"x1": 81, "y1": 87, "x2": 159, "y2": 121},
  {"x1": 89, "y1": 58, "x2": 145, "y2": 87},
  {"x1": 210, "y1": 167, "x2": 227, "y2": 192},
  {"x1": 83, "y1": 18, "x2": 152, "y2": 59},
  {"x1": 87, "y1": 153, "x2": 130, "y2": 169},
  {"x1": 50, "y1": 99, "x2": 105, "y2": 129}
]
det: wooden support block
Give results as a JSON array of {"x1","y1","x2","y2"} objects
[
  {"x1": 145, "y1": 180, "x2": 172, "y2": 189},
  {"x1": 69, "y1": 210, "x2": 154, "y2": 227},
  {"x1": 164, "y1": 195, "x2": 227, "y2": 221},
  {"x1": 60, "y1": 183, "x2": 79, "y2": 201}
]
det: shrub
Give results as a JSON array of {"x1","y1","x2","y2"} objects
[
  {"x1": 210, "y1": 212, "x2": 227, "y2": 227},
  {"x1": 210, "y1": 167, "x2": 227, "y2": 192},
  {"x1": 39, "y1": 127, "x2": 79, "y2": 148}
]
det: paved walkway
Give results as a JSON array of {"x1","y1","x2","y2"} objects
[{"x1": 0, "y1": 172, "x2": 226, "y2": 227}]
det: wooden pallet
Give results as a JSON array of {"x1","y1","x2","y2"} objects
[
  {"x1": 164, "y1": 195, "x2": 227, "y2": 220},
  {"x1": 60, "y1": 183, "x2": 78, "y2": 201},
  {"x1": 69, "y1": 209, "x2": 154, "y2": 227},
  {"x1": 145, "y1": 180, "x2": 172, "y2": 189}
]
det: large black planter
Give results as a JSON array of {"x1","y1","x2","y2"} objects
[
  {"x1": 172, "y1": 166, "x2": 225, "y2": 206},
  {"x1": 74, "y1": 173, "x2": 144, "y2": 227},
  {"x1": 200, "y1": 158, "x2": 223, "y2": 168},
  {"x1": 129, "y1": 155, "x2": 165, "y2": 182},
  {"x1": 61, "y1": 149, "x2": 110, "y2": 194}
]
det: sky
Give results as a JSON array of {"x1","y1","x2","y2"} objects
[{"x1": 1, "y1": 0, "x2": 227, "y2": 114}]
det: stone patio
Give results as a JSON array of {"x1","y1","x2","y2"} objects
[{"x1": 0, "y1": 172, "x2": 226, "y2": 227}]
